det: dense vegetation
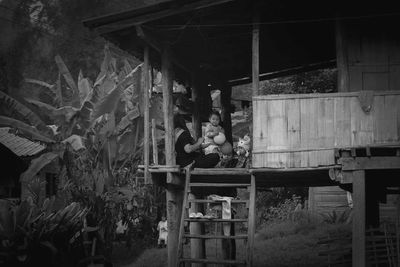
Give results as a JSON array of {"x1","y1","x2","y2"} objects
[{"x1": 0, "y1": 1, "x2": 168, "y2": 265}]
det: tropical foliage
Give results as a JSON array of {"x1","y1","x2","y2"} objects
[
  {"x1": 0, "y1": 197, "x2": 88, "y2": 266},
  {"x1": 0, "y1": 44, "x2": 165, "y2": 264}
]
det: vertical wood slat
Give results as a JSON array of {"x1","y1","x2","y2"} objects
[
  {"x1": 300, "y1": 99, "x2": 311, "y2": 167},
  {"x1": 334, "y1": 96, "x2": 351, "y2": 147},
  {"x1": 151, "y1": 118, "x2": 158, "y2": 165},
  {"x1": 142, "y1": 46, "x2": 150, "y2": 183},
  {"x1": 353, "y1": 170, "x2": 366, "y2": 267},
  {"x1": 318, "y1": 98, "x2": 335, "y2": 166},
  {"x1": 350, "y1": 96, "x2": 374, "y2": 146},
  {"x1": 252, "y1": 99, "x2": 265, "y2": 167},
  {"x1": 266, "y1": 100, "x2": 287, "y2": 168},
  {"x1": 286, "y1": 99, "x2": 300, "y2": 167}
]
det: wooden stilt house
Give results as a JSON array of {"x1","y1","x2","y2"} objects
[{"x1": 84, "y1": 1, "x2": 400, "y2": 266}]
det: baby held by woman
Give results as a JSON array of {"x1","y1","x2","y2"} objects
[{"x1": 203, "y1": 111, "x2": 226, "y2": 156}]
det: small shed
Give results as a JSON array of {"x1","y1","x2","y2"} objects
[
  {"x1": 0, "y1": 127, "x2": 45, "y2": 198},
  {"x1": 308, "y1": 186, "x2": 350, "y2": 216},
  {"x1": 0, "y1": 127, "x2": 58, "y2": 200}
]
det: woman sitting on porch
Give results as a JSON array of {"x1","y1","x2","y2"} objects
[{"x1": 174, "y1": 114, "x2": 220, "y2": 168}]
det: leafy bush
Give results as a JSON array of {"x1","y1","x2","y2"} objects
[{"x1": 0, "y1": 198, "x2": 88, "y2": 266}]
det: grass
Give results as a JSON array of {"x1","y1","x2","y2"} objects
[{"x1": 119, "y1": 220, "x2": 351, "y2": 267}]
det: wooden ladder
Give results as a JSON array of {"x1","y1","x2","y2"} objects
[{"x1": 177, "y1": 168, "x2": 256, "y2": 266}]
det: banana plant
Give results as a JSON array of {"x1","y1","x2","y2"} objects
[
  {"x1": 0, "y1": 44, "x2": 143, "y2": 186},
  {"x1": 0, "y1": 198, "x2": 88, "y2": 266}
]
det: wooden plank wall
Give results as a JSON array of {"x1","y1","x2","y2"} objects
[
  {"x1": 338, "y1": 19, "x2": 400, "y2": 93},
  {"x1": 252, "y1": 92, "x2": 400, "y2": 168},
  {"x1": 308, "y1": 186, "x2": 350, "y2": 215}
]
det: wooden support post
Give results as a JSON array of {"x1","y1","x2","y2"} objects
[
  {"x1": 162, "y1": 46, "x2": 175, "y2": 169},
  {"x1": 151, "y1": 118, "x2": 159, "y2": 165},
  {"x1": 189, "y1": 193, "x2": 205, "y2": 267},
  {"x1": 166, "y1": 184, "x2": 183, "y2": 267},
  {"x1": 352, "y1": 170, "x2": 366, "y2": 267},
  {"x1": 247, "y1": 174, "x2": 256, "y2": 266},
  {"x1": 143, "y1": 46, "x2": 150, "y2": 183},
  {"x1": 252, "y1": 10, "x2": 259, "y2": 97},
  {"x1": 162, "y1": 46, "x2": 182, "y2": 267},
  {"x1": 251, "y1": 7, "x2": 259, "y2": 161},
  {"x1": 221, "y1": 84, "x2": 233, "y2": 144},
  {"x1": 335, "y1": 19, "x2": 349, "y2": 92},
  {"x1": 191, "y1": 75, "x2": 202, "y2": 140}
]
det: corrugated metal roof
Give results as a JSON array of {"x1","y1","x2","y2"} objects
[{"x1": 0, "y1": 127, "x2": 46, "y2": 157}]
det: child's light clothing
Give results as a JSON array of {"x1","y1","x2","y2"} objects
[
  {"x1": 157, "y1": 220, "x2": 168, "y2": 245},
  {"x1": 204, "y1": 123, "x2": 224, "y2": 155}
]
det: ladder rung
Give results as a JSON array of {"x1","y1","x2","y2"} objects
[
  {"x1": 188, "y1": 199, "x2": 248, "y2": 204},
  {"x1": 189, "y1": 183, "x2": 250, "y2": 187},
  {"x1": 179, "y1": 258, "x2": 246, "y2": 265},
  {"x1": 184, "y1": 218, "x2": 248, "y2": 222},
  {"x1": 184, "y1": 234, "x2": 248, "y2": 239}
]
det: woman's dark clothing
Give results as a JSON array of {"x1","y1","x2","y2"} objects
[
  {"x1": 175, "y1": 130, "x2": 219, "y2": 168},
  {"x1": 175, "y1": 128, "x2": 234, "y2": 198}
]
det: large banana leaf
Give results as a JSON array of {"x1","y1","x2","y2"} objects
[
  {"x1": 0, "y1": 116, "x2": 54, "y2": 143},
  {"x1": 0, "y1": 91, "x2": 48, "y2": 132},
  {"x1": 116, "y1": 106, "x2": 140, "y2": 133},
  {"x1": 25, "y1": 78, "x2": 61, "y2": 107},
  {"x1": 55, "y1": 73, "x2": 63, "y2": 106},
  {"x1": 100, "y1": 113, "x2": 115, "y2": 135},
  {"x1": 20, "y1": 152, "x2": 58, "y2": 182},
  {"x1": 55, "y1": 55, "x2": 80, "y2": 108},
  {"x1": 77, "y1": 73, "x2": 116, "y2": 130},
  {"x1": 91, "y1": 64, "x2": 142, "y2": 121},
  {"x1": 25, "y1": 98, "x2": 78, "y2": 123},
  {"x1": 78, "y1": 70, "x2": 91, "y2": 103},
  {"x1": 24, "y1": 78, "x2": 52, "y2": 89},
  {"x1": 95, "y1": 44, "x2": 116, "y2": 85}
]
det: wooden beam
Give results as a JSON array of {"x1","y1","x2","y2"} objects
[
  {"x1": 143, "y1": 46, "x2": 150, "y2": 183},
  {"x1": 352, "y1": 170, "x2": 366, "y2": 267},
  {"x1": 228, "y1": 60, "x2": 336, "y2": 87},
  {"x1": 340, "y1": 157, "x2": 400, "y2": 171},
  {"x1": 221, "y1": 84, "x2": 233, "y2": 144},
  {"x1": 151, "y1": 118, "x2": 159, "y2": 165},
  {"x1": 135, "y1": 25, "x2": 190, "y2": 73},
  {"x1": 94, "y1": 0, "x2": 234, "y2": 34},
  {"x1": 252, "y1": 9, "x2": 260, "y2": 97}
]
